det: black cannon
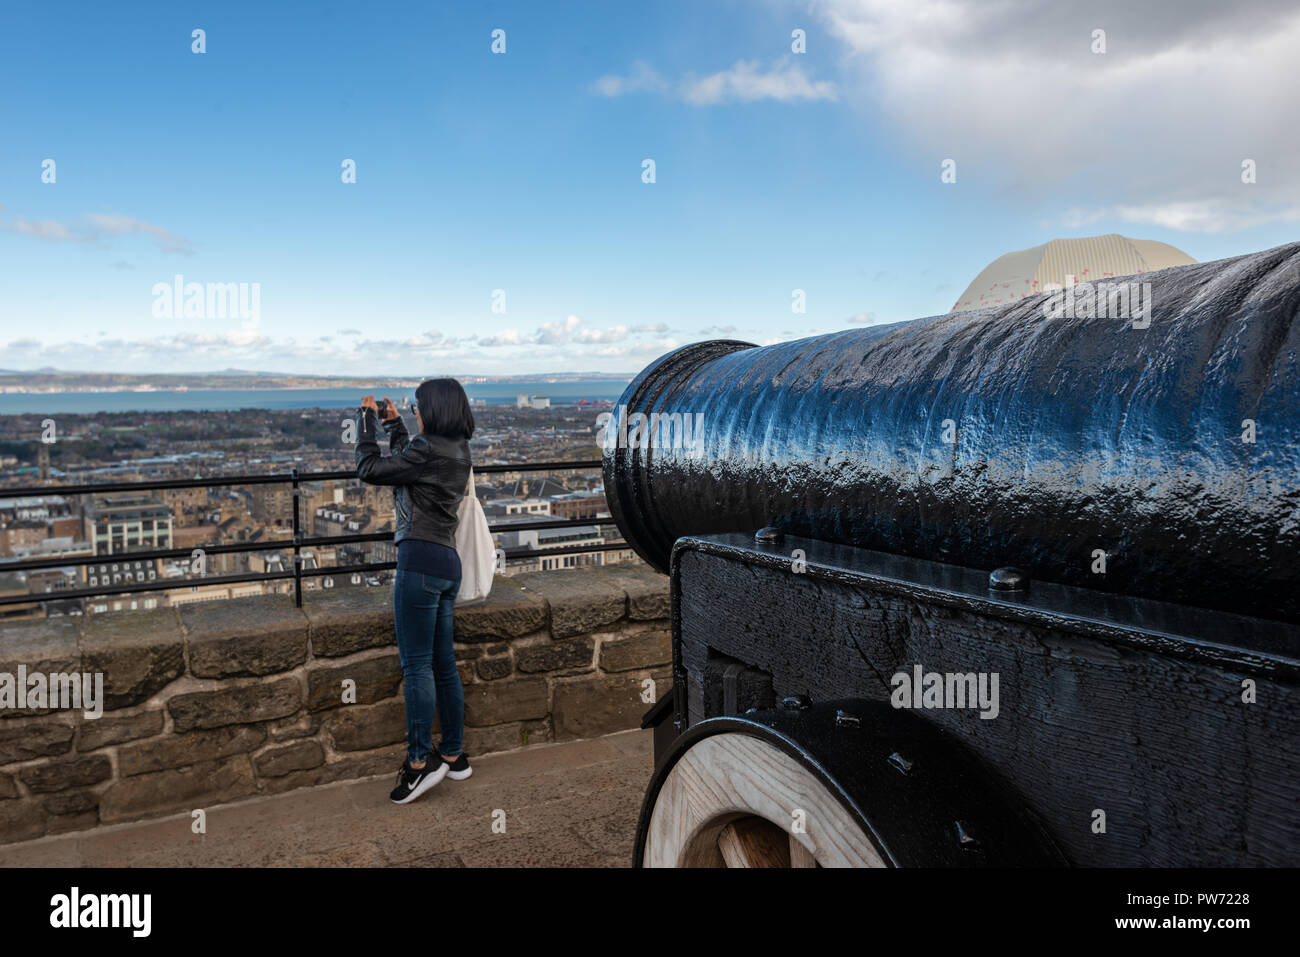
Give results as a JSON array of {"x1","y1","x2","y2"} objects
[{"x1": 606, "y1": 241, "x2": 1300, "y2": 867}]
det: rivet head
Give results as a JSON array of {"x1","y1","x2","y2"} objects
[
  {"x1": 887, "y1": 751, "x2": 913, "y2": 775},
  {"x1": 754, "y1": 526, "x2": 785, "y2": 545},
  {"x1": 989, "y1": 566, "x2": 1030, "y2": 592},
  {"x1": 834, "y1": 709, "x2": 860, "y2": 728},
  {"x1": 954, "y1": 820, "x2": 982, "y2": 849},
  {"x1": 779, "y1": 694, "x2": 811, "y2": 711}
]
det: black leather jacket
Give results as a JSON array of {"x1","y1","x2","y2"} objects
[{"x1": 355, "y1": 407, "x2": 471, "y2": 549}]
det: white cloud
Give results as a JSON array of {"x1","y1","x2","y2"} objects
[
  {"x1": 0, "y1": 326, "x2": 486, "y2": 373},
  {"x1": 476, "y1": 314, "x2": 633, "y2": 348},
  {"x1": 811, "y1": 0, "x2": 1300, "y2": 232},
  {"x1": 10, "y1": 218, "x2": 73, "y2": 242},
  {"x1": 534, "y1": 314, "x2": 583, "y2": 345},
  {"x1": 633, "y1": 336, "x2": 679, "y2": 353},
  {"x1": 680, "y1": 58, "x2": 838, "y2": 105},
  {"x1": 3, "y1": 209, "x2": 193, "y2": 252},
  {"x1": 478, "y1": 329, "x2": 524, "y2": 348},
  {"x1": 574, "y1": 324, "x2": 629, "y2": 344},
  {"x1": 1063, "y1": 199, "x2": 1300, "y2": 234},
  {"x1": 591, "y1": 61, "x2": 668, "y2": 97},
  {"x1": 85, "y1": 213, "x2": 193, "y2": 255},
  {"x1": 594, "y1": 57, "x2": 836, "y2": 105}
]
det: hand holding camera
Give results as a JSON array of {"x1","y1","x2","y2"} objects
[{"x1": 361, "y1": 395, "x2": 399, "y2": 421}]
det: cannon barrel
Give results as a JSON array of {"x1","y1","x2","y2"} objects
[{"x1": 602, "y1": 241, "x2": 1300, "y2": 623}]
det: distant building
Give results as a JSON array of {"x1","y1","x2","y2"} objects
[
  {"x1": 250, "y1": 483, "x2": 294, "y2": 528},
  {"x1": 494, "y1": 523, "x2": 606, "y2": 574},
  {"x1": 164, "y1": 580, "x2": 262, "y2": 607},
  {"x1": 82, "y1": 494, "x2": 173, "y2": 614},
  {"x1": 161, "y1": 486, "x2": 209, "y2": 520},
  {"x1": 4, "y1": 537, "x2": 93, "y2": 596},
  {"x1": 550, "y1": 490, "x2": 607, "y2": 521},
  {"x1": 515, "y1": 394, "x2": 551, "y2": 410},
  {"x1": 84, "y1": 494, "x2": 173, "y2": 556},
  {"x1": 483, "y1": 497, "x2": 551, "y2": 518},
  {"x1": 0, "y1": 495, "x2": 72, "y2": 523},
  {"x1": 86, "y1": 558, "x2": 157, "y2": 593},
  {"x1": 314, "y1": 505, "x2": 360, "y2": 538},
  {"x1": 0, "y1": 520, "x2": 46, "y2": 556},
  {"x1": 47, "y1": 514, "x2": 82, "y2": 539}
]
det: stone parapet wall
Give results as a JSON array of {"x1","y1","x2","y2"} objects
[{"x1": 0, "y1": 565, "x2": 670, "y2": 845}]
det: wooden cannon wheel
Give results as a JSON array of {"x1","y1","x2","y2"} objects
[
  {"x1": 635, "y1": 703, "x2": 1069, "y2": 867},
  {"x1": 641, "y1": 730, "x2": 886, "y2": 868}
]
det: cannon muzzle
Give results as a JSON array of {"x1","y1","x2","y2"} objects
[{"x1": 602, "y1": 241, "x2": 1300, "y2": 623}]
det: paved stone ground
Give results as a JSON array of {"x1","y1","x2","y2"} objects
[{"x1": 0, "y1": 729, "x2": 653, "y2": 868}]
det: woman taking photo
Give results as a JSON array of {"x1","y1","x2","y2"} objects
[{"x1": 356, "y1": 379, "x2": 475, "y2": 804}]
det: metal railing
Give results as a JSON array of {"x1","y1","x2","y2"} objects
[{"x1": 0, "y1": 459, "x2": 627, "y2": 609}]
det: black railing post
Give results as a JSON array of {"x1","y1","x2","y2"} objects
[{"x1": 291, "y1": 467, "x2": 302, "y2": 607}]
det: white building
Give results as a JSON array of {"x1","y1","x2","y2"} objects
[{"x1": 950, "y1": 234, "x2": 1196, "y2": 313}]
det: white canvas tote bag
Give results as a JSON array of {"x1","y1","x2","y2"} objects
[{"x1": 455, "y1": 467, "x2": 496, "y2": 604}]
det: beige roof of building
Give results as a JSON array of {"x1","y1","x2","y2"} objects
[{"x1": 951, "y1": 234, "x2": 1196, "y2": 312}]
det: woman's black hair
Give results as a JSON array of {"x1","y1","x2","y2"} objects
[{"x1": 415, "y1": 378, "x2": 475, "y2": 439}]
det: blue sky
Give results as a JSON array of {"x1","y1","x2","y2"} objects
[{"x1": 2, "y1": 0, "x2": 1298, "y2": 377}]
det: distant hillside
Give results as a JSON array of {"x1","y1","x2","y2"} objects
[{"x1": 0, "y1": 370, "x2": 632, "y2": 394}]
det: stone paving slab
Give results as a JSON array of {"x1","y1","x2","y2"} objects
[{"x1": 0, "y1": 729, "x2": 655, "y2": 868}]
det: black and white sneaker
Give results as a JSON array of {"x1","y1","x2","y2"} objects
[
  {"x1": 441, "y1": 753, "x2": 472, "y2": 781},
  {"x1": 389, "y1": 758, "x2": 448, "y2": 804}
]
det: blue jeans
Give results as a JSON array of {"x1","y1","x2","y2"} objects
[{"x1": 393, "y1": 569, "x2": 464, "y2": 764}]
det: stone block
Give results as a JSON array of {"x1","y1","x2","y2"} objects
[
  {"x1": 599, "y1": 630, "x2": 671, "y2": 672},
  {"x1": 0, "y1": 799, "x2": 46, "y2": 843},
  {"x1": 323, "y1": 699, "x2": 405, "y2": 752},
  {"x1": 590, "y1": 565, "x2": 670, "y2": 620},
  {"x1": 167, "y1": 676, "x2": 301, "y2": 733},
  {"x1": 303, "y1": 587, "x2": 396, "y2": 657},
  {"x1": 79, "y1": 608, "x2": 185, "y2": 709},
  {"x1": 463, "y1": 677, "x2": 549, "y2": 726},
  {"x1": 516, "y1": 637, "x2": 596, "y2": 675},
  {"x1": 18, "y1": 755, "x2": 112, "y2": 794},
  {"x1": 98, "y1": 755, "x2": 256, "y2": 823},
  {"x1": 41, "y1": 789, "x2": 98, "y2": 816},
  {"x1": 307, "y1": 654, "x2": 402, "y2": 712},
  {"x1": 181, "y1": 594, "x2": 308, "y2": 677},
  {"x1": 553, "y1": 670, "x2": 671, "y2": 741},
  {"x1": 118, "y1": 724, "x2": 267, "y2": 777},
  {"x1": 254, "y1": 740, "x2": 325, "y2": 778},
  {"x1": 475, "y1": 656, "x2": 512, "y2": 681},
  {"x1": 0, "y1": 714, "x2": 75, "y2": 764},
  {"x1": 453, "y1": 580, "x2": 548, "y2": 642},
  {"x1": 266, "y1": 713, "x2": 321, "y2": 743},
  {"x1": 76, "y1": 708, "x2": 164, "y2": 752},
  {"x1": 514, "y1": 570, "x2": 625, "y2": 638},
  {"x1": 0, "y1": 617, "x2": 81, "y2": 718}
]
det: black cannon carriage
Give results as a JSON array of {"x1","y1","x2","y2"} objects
[{"x1": 604, "y1": 242, "x2": 1300, "y2": 868}]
